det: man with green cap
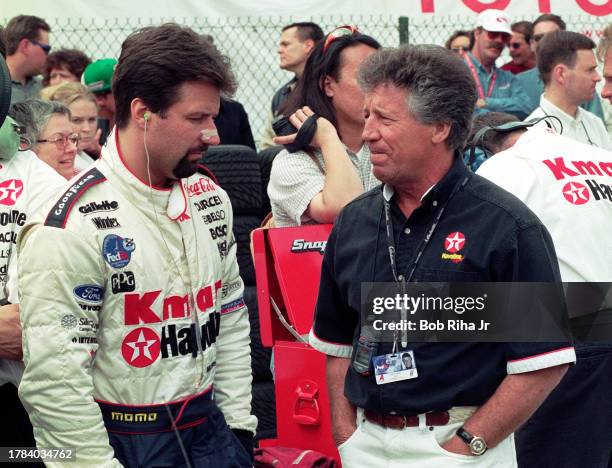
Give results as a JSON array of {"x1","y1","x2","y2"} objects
[{"x1": 83, "y1": 58, "x2": 117, "y2": 140}]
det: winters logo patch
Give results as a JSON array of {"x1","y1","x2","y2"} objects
[
  {"x1": 0, "y1": 179, "x2": 24, "y2": 206},
  {"x1": 103, "y1": 234, "x2": 136, "y2": 269},
  {"x1": 441, "y1": 231, "x2": 465, "y2": 263},
  {"x1": 562, "y1": 182, "x2": 590, "y2": 205}
]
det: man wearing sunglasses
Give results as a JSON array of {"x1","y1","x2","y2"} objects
[
  {"x1": 501, "y1": 21, "x2": 536, "y2": 75},
  {"x1": 515, "y1": 14, "x2": 605, "y2": 122},
  {"x1": 464, "y1": 9, "x2": 531, "y2": 119},
  {"x1": 3, "y1": 15, "x2": 51, "y2": 106}
]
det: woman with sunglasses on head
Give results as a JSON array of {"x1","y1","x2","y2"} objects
[
  {"x1": 9, "y1": 99, "x2": 79, "y2": 180},
  {"x1": 268, "y1": 26, "x2": 381, "y2": 227}
]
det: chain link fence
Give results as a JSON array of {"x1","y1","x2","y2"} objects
[{"x1": 2, "y1": 14, "x2": 608, "y2": 148}]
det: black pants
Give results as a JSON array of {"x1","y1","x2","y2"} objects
[{"x1": 516, "y1": 343, "x2": 612, "y2": 468}]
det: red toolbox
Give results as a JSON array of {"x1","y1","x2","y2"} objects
[{"x1": 253, "y1": 225, "x2": 339, "y2": 462}]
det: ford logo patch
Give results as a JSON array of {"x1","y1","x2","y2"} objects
[{"x1": 73, "y1": 284, "x2": 105, "y2": 305}]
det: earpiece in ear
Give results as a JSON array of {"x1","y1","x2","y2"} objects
[{"x1": 144, "y1": 111, "x2": 151, "y2": 121}]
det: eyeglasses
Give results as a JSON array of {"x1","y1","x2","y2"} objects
[
  {"x1": 451, "y1": 46, "x2": 470, "y2": 53},
  {"x1": 29, "y1": 39, "x2": 51, "y2": 55},
  {"x1": 533, "y1": 34, "x2": 545, "y2": 43},
  {"x1": 485, "y1": 30, "x2": 511, "y2": 44},
  {"x1": 510, "y1": 42, "x2": 522, "y2": 50},
  {"x1": 323, "y1": 25, "x2": 360, "y2": 53},
  {"x1": 37, "y1": 133, "x2": 80, "y2": 149}
]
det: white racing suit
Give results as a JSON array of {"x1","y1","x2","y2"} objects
[
  {"x1": 17, "y1": 132, "x2": 256, "y2": 467},
  {"x1": 0, "y1": 150, "x2": 66, "y2": 386}
]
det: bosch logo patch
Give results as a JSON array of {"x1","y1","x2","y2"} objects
[
  {"x1": 562, "y1": 182, "x2": 590, "y2": 205},
  {"x1": 103, "y1": 234, "x2": 136, "y2": 269},
  {"x1": 73, "y1": 284, "x2": 104, "y2": 305},
  {"x1": 121, "y1": 327, "x2": 161, "y2": 368},
  {"x1": 0, "y1": 179, "x2": 24, "y2": 206}
]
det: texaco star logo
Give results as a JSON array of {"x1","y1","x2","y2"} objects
[
  {"x1": 121, "y1": 327, "x2": 160, "y2": 368},
  {"x1": 444, "y1": 232, "x2": 466, "y2": 253},
  {"x1": 0, "y1": 179, "x2": 24, "y2": 206},
  {"x1": 562, "y1": 182, "x2": 589, "y2": 205}
]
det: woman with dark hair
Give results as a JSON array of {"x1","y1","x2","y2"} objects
[
  {"x1": 445, "y1": 30, "x2": 472, "y2": 53},
  {"x1": 42, "y1": 49, "x2": 91, "y2": 86},
  {"x1": 268, "y1": 26, "x2": 381, "y2": 227}
]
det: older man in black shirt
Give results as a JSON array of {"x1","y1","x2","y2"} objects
[{"x1": 309, "y1": 45, "x2": 575, "y2": 467}]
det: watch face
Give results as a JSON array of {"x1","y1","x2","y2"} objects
[{"x1": 470, "y1": 437, "x2": 487, "y2": 455}]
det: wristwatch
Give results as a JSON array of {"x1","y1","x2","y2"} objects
[{"x1": 456, "y1": 426, "x2": 487, "y2": 455}]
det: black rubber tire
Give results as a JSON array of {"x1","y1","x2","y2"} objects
[
  {"x1": 202, "y1": 145, "x2": 262, "y2": 215},
  {"x1": 252, "y1": 381, "x2": 277, "y2": 441},
  {"x1": 258, "y1": 146, "x2": 283, "y2": 217},
  {"x1": 244, "y1": 287, "x2": 273, "y2": 383},
  {"x1": 0, "y1": 56, "x2": 12, "y2": 128},
  {"x1": 233, "y1": 214, "x2": 260, "y2": 287}
]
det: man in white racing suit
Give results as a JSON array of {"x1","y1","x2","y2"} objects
[{"x1": 16, "y1": 24, "x2": 256, "y2": 467}]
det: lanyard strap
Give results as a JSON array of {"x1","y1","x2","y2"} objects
[
  {"x1": 463, "y1": 54, "x2": 497, "y2": 100},
  {"x1": 384, "y1": 175, "x2": 470, "y2": 284}
]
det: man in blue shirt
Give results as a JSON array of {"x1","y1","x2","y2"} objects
[
  {"x1": 516, "y1": 13, "x2": 605, "y2": 122},
  {"x1": 463, "y1": 9, "x2": 531, "y2": 119}
]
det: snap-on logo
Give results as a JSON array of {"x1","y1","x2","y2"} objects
[{"x1": 291, "y1": 239, "x2": 327, "y2": 255}]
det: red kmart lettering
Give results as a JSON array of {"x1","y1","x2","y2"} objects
[
  {"x1": 124, "y1": 280, "x2": 222, "y2": 325},
  {"x1": 542, "y1": 157, "x2": 612, "y2": 181}
]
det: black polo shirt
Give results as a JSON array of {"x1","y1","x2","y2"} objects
[{"x1": 310, "y1": 156, "x2": 574, "y2": 416}]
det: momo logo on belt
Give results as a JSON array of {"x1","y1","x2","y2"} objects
[
  {"x1": 185, "y1": 177, "x2": 215, "y2": 197},
  {"x1": 123, "y1": 280, "x2": 222, "y2": 324},
  {"x1": 543, "y1": 157, "x2": 612, "y2": 181},
  {"x1": 291, "y1": 239, "x2": 327, "y2": 255},
  {"x1": 73, "y1": 284, "x2": 104, "y2": 305},
  {"x1": 111, "y1": 412, "x2": 157, "y2": 422},
  {"x1": 0, "y1": 179, "x2": 24, "y2": 206},
  {"x1": 102, "y1": 234, "x2": 135, "y2": 269}
]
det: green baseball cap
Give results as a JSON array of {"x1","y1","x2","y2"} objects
[{"x1": 83, "y1": 58, "x2": 117, "y2": 94}]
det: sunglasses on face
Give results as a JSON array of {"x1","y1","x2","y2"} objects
[
  {"x1": 323, "y1": 25, "x2": 360, "y2": 54},
  {"x1": 510, "y1": 42, "x2": 522, "y2": 49},
  {"x1": 485, "y1": 30, "x2": 511, "y2": 44},
  {"x1": 451, "y1": 46, "x2": 470, "y2": 53},
  {"x1": 29, "y1": 39, "x2": 51, "y2": 55},
  {"x1": 533, "y1": 34, "x2": 545, "y2": 42}
]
